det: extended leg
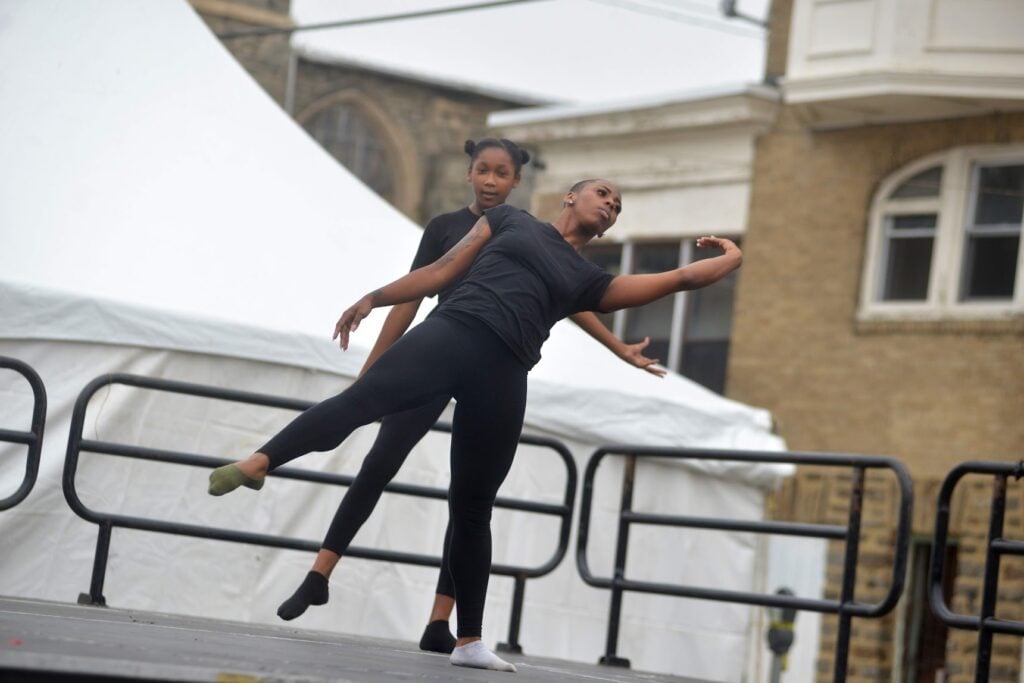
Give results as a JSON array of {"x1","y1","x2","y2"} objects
[
  {"x1": 208, "y1": 316, "x2": 461, "y2": 496},
  {"x1": 278, "y1": 397, "x2": 450, "y2": 621}
]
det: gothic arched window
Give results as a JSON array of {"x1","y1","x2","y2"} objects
[{"x1": 303, "y1": 103, "x2": 395, "y2": 201}]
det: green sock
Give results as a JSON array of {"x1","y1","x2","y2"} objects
[{"x1": 207, "y1": 464, "x2": 264, "y2": 496}]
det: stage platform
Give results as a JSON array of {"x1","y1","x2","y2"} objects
[{"x1": 0, "y1": 596, "x2": 710, "y2": 682}]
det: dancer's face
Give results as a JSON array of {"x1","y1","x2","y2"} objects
[
  {"x1": 570, "y1": 180, "x2": 622, "y2": 234},
  {"x1": 468, "y1": 147, "x2": 520, "y2": 210}
]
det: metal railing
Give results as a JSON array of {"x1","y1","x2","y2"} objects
[
  {"x1": 929, "y1": 460, "x2": 1024, "y2": 683},
  {"x1": 63, "y1": 373, "x2": 577, "y2": 653},
  {"x1": 0, "y1": 356, "x2": 47, "y2": 510},
  {"x1": 577, "y1": 446, "x2": 913, "y2": 683}
]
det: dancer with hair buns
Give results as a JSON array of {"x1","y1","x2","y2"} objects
[
  {"x1": 209, "y1": 170, "x2": 740, "y2": 673},
  {"x1": 266, "y1": 138, "x2": 662, "y2": 653}
]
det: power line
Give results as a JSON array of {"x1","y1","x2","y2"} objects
[
  {"x1": 586, "y1": 0, "x2": 764, "y2": 39},
  {"x1": 216, "y1": 0, "x2": 552, "y2": 40}
]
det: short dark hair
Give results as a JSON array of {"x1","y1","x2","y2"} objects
[
  {"x1": 464, "y1": 138, "x2": 531, "y2": 175},
  {"x1": 569, "y1": 179, "x2": 599, "y2": 194}
]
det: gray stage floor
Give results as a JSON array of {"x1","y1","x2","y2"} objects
[{"x1": 0, "y1": 596, "x2": 711, "y2": 683}]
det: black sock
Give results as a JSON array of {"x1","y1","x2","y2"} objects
[
  {"x1": 419, "y1": 619, "x2": 456, "y2": 653},
  {"x1": 277, "y1": 571, "x2": 329, "y2": 621}
]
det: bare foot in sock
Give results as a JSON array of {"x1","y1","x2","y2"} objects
[
  {"x1": 419, "y1": 620, "x2": 456, "y2": 653},
  {"x1": 277, "y1": 571, "x2": 328, "y2": 620},
  {"x1": 450, "y1": 640, "x2": 516, "y2": 673}
]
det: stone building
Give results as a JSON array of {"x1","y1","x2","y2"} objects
[{"x1": 189, "y1": 0, "x2": 537, "y2": 225}]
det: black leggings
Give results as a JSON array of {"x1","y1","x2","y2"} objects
[
  {"x1": 260, "y1": 313, "x2": 528, "y2": 638},
  {"x1": 324, "y1": 396, "x2": 455, "y2": 597}
]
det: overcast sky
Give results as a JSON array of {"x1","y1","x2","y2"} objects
[{"x1": 290, "y1": 0, "x2": 772, "y2": 105}]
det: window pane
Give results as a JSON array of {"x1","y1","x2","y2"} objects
[
  {"x1": 678, "y1": 242, "x2": 739, "y2": 393},
  {"x1": 961, "y1": 235, "x2": 1020, "y2": 300},
  {"x1": 305, "y1": 105, "x2": 394, "y2": 201},
  {"x1": 891, "y1": 214, "x2": 937, "y2": 231},
  {"x1": 582, "y1": 244, "x2": 623, "y2": 328},
  {"x1": 582, "y1": 244, "x2": 624, "y2": 276},
  {"x1": 891, "y1": 166, "x2": 943, "y2": 199},
  {"x1": 684, "y1": 246, "x2": 738, "y2": 342},
  {"x1": 883, "y1": 239, "x2": 933, "y2": 300},
  {"x1": 880, "y1": 215, "x2": 935, "y2": 301},
  {"x1": 623, "y1": 243, "x2": 679, "y2": 365},
  {"x1": 680, "y1": 340, "x2": 729, "y2": 395},
  {"x1": 973, "y1": 164, "x2": 1024, "y2": 226}
]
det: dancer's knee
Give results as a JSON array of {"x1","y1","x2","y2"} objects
[{"x1": 356, "y1": 447, "x2": 404, "y2": 485}]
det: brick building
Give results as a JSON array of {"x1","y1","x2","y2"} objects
[
  {"x1": 494, "y1": 0, "x2": 1024, "y2": 680},
  {"x1": 732, "y1": 1, "x2": 1024, "y2": 681}
]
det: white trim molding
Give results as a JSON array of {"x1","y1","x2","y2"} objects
[{"x1": 784, "y1": 0, "x2": 1024, "y2": 128}]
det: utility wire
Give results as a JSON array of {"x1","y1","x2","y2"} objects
[
  {"x1": 586, "y1": 0, "x2": 763, "y2": 39},
  {"x1": 216, "y1": 0, "x2": 552, "y2": 40}
]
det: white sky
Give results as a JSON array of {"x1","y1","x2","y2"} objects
[{"x1": 290, "y1": 0, "x2": 771, "y2": 105}]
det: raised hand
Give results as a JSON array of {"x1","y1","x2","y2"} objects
[
  {"x1": 620, "y1": 336, "x2": 666, "y2": 378},
  {"x1": 333, "y1": 294, "x2": 374, "y2": 350},
  {"x1": 695, "y1": 235, "x2": 740, "y2": 254}
]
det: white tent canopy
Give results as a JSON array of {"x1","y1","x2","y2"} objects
[{"x1": 0, "y1": 2, "x2": 788, "y2": 679}]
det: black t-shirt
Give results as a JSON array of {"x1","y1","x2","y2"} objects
[
  {"x1": 439, "y1": 204, "x2": 614, "y2": 369},
  {"x1": 411, "y1": 206, "x2": 483, "y2": 303}
]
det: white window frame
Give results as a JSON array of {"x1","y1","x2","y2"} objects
[
  {"x1": 604, "y1": 237, "x2": 735, "y2": 375},
  {"x1": 859, "y1": 145, "x2": 1024, "y2": 321}
]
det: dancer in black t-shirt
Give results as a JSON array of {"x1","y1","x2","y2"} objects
[
  {"x1": 210, "y1": 176, "x2": 741, "y2": 673},
  {"x1": 268, "y1": 139, "x2": 662, "y2": 653}
]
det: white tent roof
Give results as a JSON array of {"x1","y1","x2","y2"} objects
[{"x1": 0, "y1": 0, "x2": 786, "y2": 485}]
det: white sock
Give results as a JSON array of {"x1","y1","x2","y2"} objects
[{"x1": 449, "y1": 640, "x2": 517, "y2": 673}]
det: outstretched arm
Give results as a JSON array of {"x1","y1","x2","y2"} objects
[
  {"x1": 334, "y1": 217, "x2": 493, "y2": 349},
  {"x1": 599, "y1": 236, "x2": 741, "y2": 312},
  {"x1": 569, "y1": 311, "x2": 666, "y2": 377},
  {"x1": 357, "y1": 299, "x2": 423, "y2": 377}
]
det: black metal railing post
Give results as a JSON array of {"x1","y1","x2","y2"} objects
[
  {"x1": 834, "y1": 466, "x2": 865, "y2": 682},
  {"x1": 62, "y1": 372, "x2": 577, "y2": 654},
  {"x1": 80, "y1": 520, "x2": 113, "y2": 606},
  {"x1": 497, "y1": 573, "x2": 527, "y2": 654},
  {"x1": 601, "y1": 454, "x2": 636, "y2": 668},
  {"x1": 0, "y1": 356, "x2": 47, "y2": 511},
  {"x1": 578, "y1": 446, "x2": 913, "y2": 680},
  {"x1": 976, "y1": 473, "x2": 1008, "y2": 682},
  {"x1": 930, "y1": 461, "x2": 1024, "y2": 683}
]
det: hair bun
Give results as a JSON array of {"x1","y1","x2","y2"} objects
[
  {"x1": 463, "y1": 139, "x2": 477, "y2": 156},
  {"x1": 519, "y1": 149, "x2": 531, "y2": 165}
]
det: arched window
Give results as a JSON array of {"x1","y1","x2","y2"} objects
[
  {"x1": 304, "y1": 104, "x2": 395, "y2": 200},
  {"x1": 860, "y1": 146, "x2": 1024, "y2": 319},
  {"x1": 296, "y1": 91, "x2": 421, "y2": 218}
]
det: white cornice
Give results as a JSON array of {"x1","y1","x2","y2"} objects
[
  {"x1": 488, "y1": 84, "x2": 780, "y2": 142},
  {"x1": 781, "y1": 70, "x2": 1024, "y2": 128},
  {"x1": 783, "y1": 70, "x2": 1024, "y2": 104}
]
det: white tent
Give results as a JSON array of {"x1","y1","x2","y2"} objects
[{"x1": 0, "y1": 1, "x2": 789, "y2": 679}]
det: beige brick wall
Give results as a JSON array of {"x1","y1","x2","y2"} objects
[
  {"x1": 763, "y1": 0, "x2": 792, "y2": 83},
  {"x1": 732, "y1": 110, "x2": 1024, "y2": 475},
  {"x1": 744, "y1": 110, "x2": 1024, "y2": 681}
]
